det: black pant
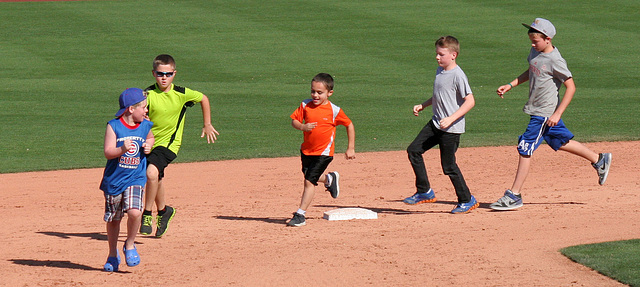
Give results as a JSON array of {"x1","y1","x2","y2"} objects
[{"x1": 407, "y1": 121, "x2": 471, "y2": 203}]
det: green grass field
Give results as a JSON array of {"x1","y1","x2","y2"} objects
[
  {"x1": 1, "y1": 0, "x2": 638, "y2": 174},
  {"x1": 562, "y1": 239, "x2": 640, "y2": 286}
]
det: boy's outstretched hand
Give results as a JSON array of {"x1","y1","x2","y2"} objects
[{"x1": 201, "y1": 123, "x2": 219, "y2": 143}]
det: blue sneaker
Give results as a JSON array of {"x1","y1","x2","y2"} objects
[
  {"x1": 403, "y1": 189, "x2": 436, "y2": 205},
  {"x1": 490, "y1": 190, "x2": 523, "y2": 211},
  {"x1": 451, "y1": 195, "x2": 479, "y2": 214}
]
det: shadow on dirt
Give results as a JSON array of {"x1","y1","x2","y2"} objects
[
  {"x1": 314, "y1": 204, "x2": 436, "y2": 214},
  {"x1": 214, "y1": 216, "x2": 287, "y2": 225},
  {"x1": 9, "y1": 259, "x2": 128, "y2": 272},
  {"x1": 36, "y1": 231, "x2": 146, "y2": 245},
  {"x1": 36, "y1": 231, "x2": 107, "y2": 240}
]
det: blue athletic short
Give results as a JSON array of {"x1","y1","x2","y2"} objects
[{"x1": 517, "y1": 115, "x2": 574, "y2": 156}]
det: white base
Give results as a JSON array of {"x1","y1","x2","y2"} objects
[{"x1": 323, "y1": 208, "x2": 378, "y2": 221}]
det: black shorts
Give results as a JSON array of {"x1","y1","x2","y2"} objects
[
  {"x1": 300, "y1": 151, "x2": 333, "y2": 186},
  {"x1": 147, "y1": 146, "x2": 177, "y2": 180}
]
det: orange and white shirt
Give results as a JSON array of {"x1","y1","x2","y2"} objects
[{"x1": 290, "y1": 99, "x2": 351, "y2": 156}]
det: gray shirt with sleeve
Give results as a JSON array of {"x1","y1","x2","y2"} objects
[
  {"x1": 430, "y1": 65, "x2": 473, "y2": 134},
  {"x1": 524, "y1": 46, "x2": 572, "y2": 117}
]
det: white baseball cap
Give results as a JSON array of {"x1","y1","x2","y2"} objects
[{"x1": 522, "y1": 18, "x2": 556, "y2": 39}]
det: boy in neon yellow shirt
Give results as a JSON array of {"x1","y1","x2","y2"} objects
[{"x1": 140, "y1": 54, "x2": 219, "y2": 237}]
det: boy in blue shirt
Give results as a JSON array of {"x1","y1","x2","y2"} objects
[{"x1": 100, "y1": 88, "x2": 154, "y2": 271}]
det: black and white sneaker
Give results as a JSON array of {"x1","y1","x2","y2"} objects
[
  {"x1": 592, "y1": 153, "x2": 612, "y2": 185},
  {"x1": 287, "y1": 212, "x2": 306, "y2": 227},
  {"x1": 325, "y1": 172, "x2": 340, "y2": 198}
]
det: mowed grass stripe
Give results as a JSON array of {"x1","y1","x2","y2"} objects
[{"x1": 0, "y1": 0, "x2": 638, "y2": 173}]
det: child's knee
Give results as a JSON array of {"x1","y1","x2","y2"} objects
[
  {"x1": 304, "y1": 177, "x2": 319, "y2": 187},
  {"x1": 146, "y1": 165, "x2": 159, "y2": 179},
  {"x1": 127, "y1": 208, "x2": 142, "y2": 219}
]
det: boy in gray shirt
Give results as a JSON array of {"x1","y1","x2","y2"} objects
[
  {"x1": 490, "y1": 18, "x2": 612, "y2": 211},
  {"x1": 404, "y1": 36, "x2": 478, "y2": 214}
]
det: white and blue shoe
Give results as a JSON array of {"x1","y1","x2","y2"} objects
[
  {"x1": 592, "y1": 153, "x2": 612, "y2": 185},
  {"x1": 490, "y1": 190, "x2": 523, "y2": 211},
  {"x1": 403, "y1": 189, "x2": 437, "y2": 205},
  {"x1": 451, "y1": 195, "x2": 479, "y2": 214}
]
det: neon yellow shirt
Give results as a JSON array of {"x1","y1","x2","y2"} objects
[{"x1": 145, "y1": 83, "x2": 203, "y2": 154}]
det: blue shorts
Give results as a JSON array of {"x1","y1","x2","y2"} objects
[{"x1": 517, "y1": 116, "x2": 574, "y2": 156}]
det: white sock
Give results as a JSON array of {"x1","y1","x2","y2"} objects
[{"x1": 296, "y1": 209, "x2": 306, "y2": 215}]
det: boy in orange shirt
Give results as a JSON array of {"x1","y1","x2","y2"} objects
[{"x1": 288, "y1": 73, "x2": 356, "y2": 227}]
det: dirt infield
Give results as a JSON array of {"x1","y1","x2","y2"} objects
[{"x1": 1, "y1": 141, "x2": 637, "y2": 286}]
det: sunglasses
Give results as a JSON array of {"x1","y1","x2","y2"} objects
[{"x1": 154, "y1": 71, "x2": 175, "y2": 78}]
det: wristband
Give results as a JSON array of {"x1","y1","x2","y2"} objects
[{"x1": 508, "y1": 83, "x2": 513, "y2": 88}]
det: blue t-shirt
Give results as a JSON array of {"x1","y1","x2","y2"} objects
[{"x1": 100, "y1": 117, "x2": 153, "y2": 196}]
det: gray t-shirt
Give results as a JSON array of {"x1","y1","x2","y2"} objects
[
  {"x1": 431, "y1": 65, "x2": 473, "y2": 134},
  {"x1": 524, "y1": 47, "x2": 572, "y2": 117}
]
